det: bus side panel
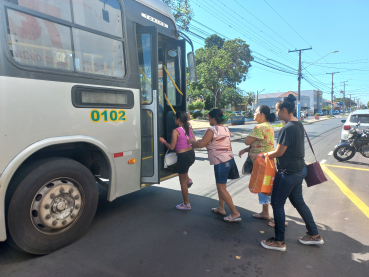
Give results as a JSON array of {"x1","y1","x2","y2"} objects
[{"x1": 0, "y1": 76, "x2": 142, "y2": 195}]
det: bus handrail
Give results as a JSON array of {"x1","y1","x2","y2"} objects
[{"x1": 163, "y1": 65, "x2": 183, "y2": 96}]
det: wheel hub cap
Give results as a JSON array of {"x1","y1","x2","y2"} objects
[{"x1": 31, "y1": 179, "x2": 83, "y2": 233}]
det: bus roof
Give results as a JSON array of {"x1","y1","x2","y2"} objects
[{"x1": 134, "y1": 0, "x2": 176, "y2": 26}]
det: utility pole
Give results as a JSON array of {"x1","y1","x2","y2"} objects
[
  {"x1": 289, "y1": 47, "x2": 312, "y2": 120},
  {"x1": 341, "y1": 81, "x2": 349, "y2": 114},
  {"x1": 353, "y1": 97, "x2": 356, "y2": 111},
  {"x1": 326, "y1": 72, "x2": 339, "y2": 115},
  {"x1": 349, "y1": 94, "x2": 352, "y2": 113},
  {"x1": 256, "y1": 88, "x2": 266, "y2": 106}
]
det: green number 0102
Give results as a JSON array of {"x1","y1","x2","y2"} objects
[{"x1": 91, "y1": 109, "x2": 126, "y2": 123}]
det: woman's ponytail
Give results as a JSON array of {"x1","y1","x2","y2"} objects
[{"x1": 259, "y1": 105, "x2": 276, "y2": 123}]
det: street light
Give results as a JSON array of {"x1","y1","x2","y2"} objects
[{"x1": 304, "y1": 51, "x2": 339, "y2": 70}]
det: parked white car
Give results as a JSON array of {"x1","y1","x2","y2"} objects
[{"x1": 340, "y1": 110, "x2": 369, "y2": 141}]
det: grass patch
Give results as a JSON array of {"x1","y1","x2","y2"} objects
[{"x1": 272, "y1": 123, "x2": 285, "y2": 128}]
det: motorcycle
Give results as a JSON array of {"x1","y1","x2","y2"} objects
[{"x1": 333, "y1": 122, "x2": 369, "y2": 162}]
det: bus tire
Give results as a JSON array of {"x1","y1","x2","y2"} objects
[{"x1": 6, "y1": 157, "x2": 98, "y2": 254}]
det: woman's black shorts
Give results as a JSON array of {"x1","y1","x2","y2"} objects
[{"x1": 177, "y1": 149, "x2": 195, "y2": 174}]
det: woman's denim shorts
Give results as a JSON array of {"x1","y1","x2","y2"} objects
[{"x1": 214, "y1": 158, "x2": 235, "y2": 183}]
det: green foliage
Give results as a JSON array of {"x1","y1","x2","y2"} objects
[
  {"x1": 162, "y1": 0, "x2": 193, "y2": 31},
  {"x1": 223, "y1": 113, "x2": 231, "y2": 124},
  {"x1": 273, "y1": 122, "x2": 286, "y2": 128},
  {"x1": 188, "y1": 99, "x2": 205, "y2": 111},
  {"x1": 367, "y1": 101, "x2": 369, "y2": 109},
  {"x1": 335, "y1": 97, "x2": 357, "y2": 108},
  {"x1": 323, "y1": 105, "x2": 331, "y2": 111},
  {"x1": 315, "y1": 113, "x2": 321, "y2": 116},
  {"x1": 191, "y1": 35, "x2": 253, "y2": 107},
  {"x1": 192, "y1": 111, "x2": 202, "y2": 119},
  {"x1": 203, "y1": 110, "x2": 210, "y2": 117},
  {"x1": 244, "y1": 92, "x2": 255, "y2": 110},
  {"x1": 219, "y1": 87, "x2": 244, "y2": 109},
  {"x1": 245, "y1": 110, "x2": 254, "y2": 118},
  {"x1": 205, "y1": 34, "x2": 225, "y2": 49}
]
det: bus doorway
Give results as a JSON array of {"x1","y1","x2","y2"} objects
[{"x1": 137, "y1": 26, "x2": 187, "y2": 184}]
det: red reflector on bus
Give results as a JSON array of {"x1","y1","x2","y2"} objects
[
  {"x1": 114, "y1": 152, "x2": 123, "y2": 158},
  {"x1": 343, "y1": 125, "x2": 351, "y2": 130}
]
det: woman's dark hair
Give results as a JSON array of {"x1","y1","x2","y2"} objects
[
  {"x1": 208, "y1": 108, "x2": 224, "y2": 124},
  {"x1": 176, "y1": 111, "x2": 190, "y2": 136},
  {"x1": 259, "y1": 105, "x2": 276, "y2": 123},
  {"x1": 276, "y1": 94, "x2": 296, "y2": 114}
]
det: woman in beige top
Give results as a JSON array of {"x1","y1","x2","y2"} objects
[{"x1": 190, "y1": 109, "x2": 241, "y2": 223}]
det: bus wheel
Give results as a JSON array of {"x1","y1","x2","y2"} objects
[{"x1": 7, "y1": 157, "x2": 98, "y2": 254}]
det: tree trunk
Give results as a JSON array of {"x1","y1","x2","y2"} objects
[{"x1": 216, "y1": 93, "x2": 221, "y2": 109}]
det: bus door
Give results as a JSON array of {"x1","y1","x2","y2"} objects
[
  {"x1": 136, "y1": 25, "x2": 160, "y2": 184},
  {"x1": 158, "y1": 37, "x2": 187, "y2": 176}
]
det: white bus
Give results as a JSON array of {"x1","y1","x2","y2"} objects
[{"x1": 0, "y1": 0, "x2": 196, "y2": 254}]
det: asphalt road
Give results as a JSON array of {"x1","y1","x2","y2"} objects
[{"x1": 1, "y1": 118, "x2": 368, "y2": 277}]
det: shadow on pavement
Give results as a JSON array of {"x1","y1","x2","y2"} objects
[
  {"x1": 0, "y1": 185, "x2": 368, "y2": 277},
  {"x1": 342, "y1": 160, "x2": 369, "y2": 167}
]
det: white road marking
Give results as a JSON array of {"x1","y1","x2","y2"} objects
[
  {"x1": 321, "y1": 159, "x2": 327, "y2": 164},
  {"x1": 328, "y1": 151, "x2": 333, "y2": 155}
]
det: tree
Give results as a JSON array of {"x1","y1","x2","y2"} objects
[
  {"x1": 192, "y1": 35, "x2": 253, "y2": 107},
  {"x1": 162, "y1": 0, "x2": 193, "y2": 31},
  {"x1": 188, "y1": 99, "x2": 205, "y2": 111},
  {"x1": 244, "y1": 92, "x2": 255, "y2": 112},
  {"x1": 323, "y1": 105, "x2": 331, "y2": 111},
  {"x1": 367, "y1": 101, "x2": 369, "y2": 109},
  {"x1": 219, "y1": 87, "x2": 243, "y2": 109},
  {"x1": 205, "y1": 34, "x2": 225, "y2": 49},
  {"x1": 335, "y1": 98, "x2": 357, "y2": 110}
]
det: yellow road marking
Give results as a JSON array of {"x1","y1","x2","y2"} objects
[
  {"x1": 321, "y1": 165, "x2": 369, "y2": 218},
  {"x1": 324, "y1": 164, "x2": 369, "y2": 172}
]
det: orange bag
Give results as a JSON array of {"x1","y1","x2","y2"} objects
[{"x1": 249, "y1": 153, "x2": 276, "y2": 196}]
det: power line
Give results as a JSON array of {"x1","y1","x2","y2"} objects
[
  {"x1": 215, "y1": 0, "x2": 296, "y2": 54},
  {"x1": 233, "y1": 0, "x2": 296, "y2": 49},
  {"x1": 263, "y1": 0, "x2": 328, "y2": 63},
  {"x1": 191, "y1": 0, "x2": 298, "y2": 65},
  {"x1": 188, "y1": 20, "x2": 301, "y2": 75}
]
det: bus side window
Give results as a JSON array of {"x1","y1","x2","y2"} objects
[
  {"x1": 73, "y1": 29, "x2": 125, "y2": 78},
  {"x1": 7, "y1": 10, "x2": 74, "y2": 71},
  {"x1": 5, "y1": 0, "x2": 72, "y2": 22},
  {"x1": 71, "y1": 0, "x2": 123, "y2": 38},
  {"x1": 137, "y1": 34, "x2": 153, "y2": 105}
]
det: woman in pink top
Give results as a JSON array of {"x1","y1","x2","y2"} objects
[
  {"x1": 160, "y1": 111, "x2": 195, "y2": 210},
  {"x1": 189, "y1": 109, "x2": 241, "y2": 222}
]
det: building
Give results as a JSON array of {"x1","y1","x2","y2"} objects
[
  {"x1": 258, "y1": 89, "x2": 323, "y2": 115},
  {"x1": 294, "y1": 90, "x2": 323, "y2": 114},
  {"x1": 257, "y1": 91, "x2": 310, "y2": 113}
]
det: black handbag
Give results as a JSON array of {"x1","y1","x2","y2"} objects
[
  {"x1": 242, "y1": 155, "x2": 253, "y2": 175},
  {"x1": 228, "y1": 160, "x2": 240, "y2": 179}
]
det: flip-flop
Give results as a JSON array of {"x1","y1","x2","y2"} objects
[
  {"x1": 268, "y1": 221, "x2": 288, "y2": 227},
  {"x1": 211, "y1": 208, "x2": 226, "y2": 216},
  {"x1": 176, "y1": 203, "x2": 191, "y2": 210},
  {"x1": 224, "y1": 214, "x2": 242, "y2": 223},
  {"x1": 253, "y1": 214, "x2": 271, "y2": 220}
]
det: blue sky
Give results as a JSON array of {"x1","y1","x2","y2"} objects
[{"x1": 185, "y1": 0, "x2": 369, "y2": 106}]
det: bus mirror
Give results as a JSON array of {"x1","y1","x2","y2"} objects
[{"x1": 187, "y1": 52, "x2": 197, "y2": 83}]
